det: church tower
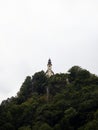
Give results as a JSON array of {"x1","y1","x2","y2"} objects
[{"x1": 46, "y1": 59, "x2": 54, "y2": 77}]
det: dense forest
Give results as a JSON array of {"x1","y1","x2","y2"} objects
[{"x1": 0, "y1": 66, "x2": 98, "y2": 130}]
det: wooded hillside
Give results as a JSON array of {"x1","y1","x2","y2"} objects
[{"x1": 0, "y1": 66, "x2": 98, "y2": 130}]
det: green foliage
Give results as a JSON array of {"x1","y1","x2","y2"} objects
[
  {"x1": 2, "y1": 123, "x2": 14, "y2": 130},
  {"x1": 32, "y1": 71, "x2": 47, "y2": 94},
  {"x1": 0, "y1": 67, "x2": 98, "y2": 130},
  {"x1": 54, "y1": 124, "x2": 61, "y2": 130},
  {"x1": 39, "y1": 123, "x2": 53, "y2": 130},
  {"x1": 18, "y1": 125, "x2": 31, "y2": 130},
  {"x1": 64, "y1": 107, "x2": 77, "y2": 120},
  {"x1": 17, "y1": 76, "x2": 33, "y2": 103},
  {"x1": 68, "y1": 66, "x2": 90, "y2": 83},
  {"x1": 79, "y1": 120, "x2": 98, "y2": 130}
]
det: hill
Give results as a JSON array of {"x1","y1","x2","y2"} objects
[{"x1": 0, "y1": 66, "x2": 98, "y2": 130}]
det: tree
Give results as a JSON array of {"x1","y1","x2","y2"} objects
[
  {"x1": 18, "y1": 125, "x2": 31, "y2": 130},
  {"x1": 32, "y1": 71, "x2": 47, "y2": 94},
  {"x1": 0, "y1": 67, "x2": 98, "y2": 130},
  {"x1": 39, "y1": 123, "x2": 53, "y2": 130},
  {"x1": 2, "y1": 123, "x2": 14, "y2": 130},
  {"x1": 84, "y1": 120, "x2": 98, "y2": 130},
  {"x1": 68, "y1": 66, "x2": 90, "y2": 82},
  {"x1": 17, "y1": 76, "x2": 33, "y2": 103}
]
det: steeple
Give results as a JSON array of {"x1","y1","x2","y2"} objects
[
  {"x1": 46, "y1": 59, "x2": 54, "y2": 77},
  {"x1": 48, "y1": 59, "x2": 52, "y2": 65}
]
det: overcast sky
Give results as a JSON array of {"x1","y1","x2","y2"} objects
[{"x1": 0, "y1": 0, "x2": 98, "y2": 103}]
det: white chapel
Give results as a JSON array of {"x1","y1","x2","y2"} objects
[{"x1": 46, "y1": 59, "x2": 54, "y2": 77}]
